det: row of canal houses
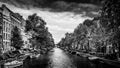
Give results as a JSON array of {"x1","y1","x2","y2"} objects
[
  {"x1": 62, "y1": 17, "x2": 118, "y2": 56},
  {"x1": 0, "y1": 4, "x2": 26, "y2": 54}
]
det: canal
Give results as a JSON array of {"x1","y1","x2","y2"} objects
[{"x1": 23, "y1": 47, "x2": 93, "y2": 68}]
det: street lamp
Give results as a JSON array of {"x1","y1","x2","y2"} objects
[{"x1": 87, "y1": 36, "x2": 92, "y2": 52}]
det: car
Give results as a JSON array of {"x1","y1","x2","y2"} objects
[
  {"x1": 71, "y1": 51, "x2": 76, "y2": 55},
  {"x1": 76, "y1": 53, "x2": 80, "y2": 56}
]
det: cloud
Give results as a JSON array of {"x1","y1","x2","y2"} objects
[
  {"x1": 47, "y1": 25, "x2": 73, "y2": 32},
  {"x1": 0, "y1": 0, "x2": 102, "y2": 17},
  {"x1": 46, "y1": 25, "x2": 73, "y2": 43}
]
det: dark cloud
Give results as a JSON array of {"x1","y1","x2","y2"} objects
[
  {"x1": 50, "y1": 1, "x2": 101, "y2": 17},
  {"x1": 54, "y1": 0, "x2": 103, "y2": 4},
  {"x1": 0, "y1": 0, "x2": 103, "y2": 17}
]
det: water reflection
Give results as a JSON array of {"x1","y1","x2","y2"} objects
[
  {"x1": 49, "y1": 48, "x2": 76, "y2": 68},
  {"x1": 23, "y1": 48, "x2": 93, "y2": 68}
]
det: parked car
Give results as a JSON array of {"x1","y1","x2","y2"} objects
[{"x1": 71, "y1": 51, "x2": 76, "y2": 55}]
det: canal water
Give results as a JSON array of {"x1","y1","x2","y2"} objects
[
  {"x1": 22, "y1": 47, "x2": 93, "y2": 68},
  {"x1": 48, "y1": 48, "x2": 76, "y2": 68}
]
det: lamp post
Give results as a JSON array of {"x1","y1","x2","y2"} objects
[{"x1": 87, "y1": 36, "x2": 92, "y2": 52}]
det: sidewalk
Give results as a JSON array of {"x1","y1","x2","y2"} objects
[{"x1": 75, "y1": 51, "x2": 120, "y2": 68}]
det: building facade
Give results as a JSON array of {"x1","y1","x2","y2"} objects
[
  {"x1": 0, "y1": 8, "x2": 3, "y2": 54},
  {"x1": 0, "y1": 4, "x2": 25, "y2": 53}
]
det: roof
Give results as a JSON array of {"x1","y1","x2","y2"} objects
[
  {"x1": 1, "y1": 4, "x2": 25, "y2": 21},
  {"x1": 1, "y1": 4, "x2": 13, "y2": 14}
]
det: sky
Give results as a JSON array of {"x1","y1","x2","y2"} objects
[{"x1": 0, "y1": 1, "x2": 99, "y2": 43}]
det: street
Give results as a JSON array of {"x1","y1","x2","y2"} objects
[{"x1": 23, "y1": 47, "x2": 93, "y2": 68}]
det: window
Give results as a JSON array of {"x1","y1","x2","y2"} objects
[
  {"x1": 5, "y1": 42, "x2": 7, "y2": 48},
  {"x1": 0, "y1": 20, "x2": 2, "y2": 25},
  {"x1": 0, "y1": 36, "x2": 2, "y2": 44},
  {"x1": 6, "y1": 23, "x2": 7, "y2": 32},
  {"x1": 8, "y1": 34, "x2": 9, "y2": 40},
  {"x1": 8, "y1": 42, "x2": 10, "y2": 46},
  {"x1": 6, "y1": 34, "x2": 8, "y2": 40},
  {"x1": 6, "y1": 34, "x2": 7, "y2": 40},
  {"x1": 9, "y1": 24, "x2": 11, "y2": 32},
  {"x1": 5, "y1": 34, "x2": 7, "y2": 40},
  {"x1": 3, "y1": 21, "x2": 5, "y2": 31},
  {"x1": 5, "y1": 34, "x2": 6, "y2": 40},
  {"x1": 0, "y1": 28, "x2": 1, "y2": 32},
  {"x1": 0, "y1": 40, "x2": 2, "y2": 44},
  {"x1": 4, "y1": 21, "x2": 6, "y2": 32},
  {"x1": 3, "y1": 41, "x2": 5, "y2": 50},
  {"x1": 3, "y1": 33, "x2": 5, "y2": 40}
]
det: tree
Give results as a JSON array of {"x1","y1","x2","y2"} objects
[
  {"x1": 83, "y1": 19, "x2": 93, "y2": 27},
  {"x1": 25, "y1": 13, "x2": 55, "y2": 49},
  {"x1": 101, "y1": 0, "x2": 120, "y2": 58},
  {"x1": 11, "y1": 26, "x2": 23, "y2": 49},
  {"x1": 58, "y1": 17, "x2": 109, "y2": 53},
  {"x1": 101, "y1": 0, "x2": 120, "y2": 28}
]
